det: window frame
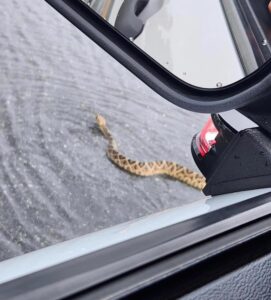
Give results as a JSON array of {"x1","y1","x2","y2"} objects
[{"x1": 0, "y1": 192, "x2": 270, "y2": 299}]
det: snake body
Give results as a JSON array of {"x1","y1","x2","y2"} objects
[{"x1": 96, "y1": 114, "x2": 206, "y2": 190}]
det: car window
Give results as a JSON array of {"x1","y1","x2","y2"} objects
[{"x1": 0, "y1": 0, "x2": 208, "y2": 262}]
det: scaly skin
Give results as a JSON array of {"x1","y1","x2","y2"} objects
[{"x1": 96, "y1": 114, "x2": 206, "y2": 190}]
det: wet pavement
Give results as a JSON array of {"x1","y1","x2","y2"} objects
[{"x1": 0, "y1": 0, "x2": 207, "y2": 261}]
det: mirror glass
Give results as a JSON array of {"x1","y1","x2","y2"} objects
[{"x1": 81, "y1": 0, "x2": 271, "y2": 88}]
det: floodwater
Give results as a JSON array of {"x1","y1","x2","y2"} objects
[{"x1": 0, "y1": 0, "x2": 207, "y2": 261}]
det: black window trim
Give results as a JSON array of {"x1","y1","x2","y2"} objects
[{"x1": 0, "y1": 192, "x2": 270, "y2": 299}]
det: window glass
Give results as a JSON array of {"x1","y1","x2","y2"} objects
[{"x1": 0, "y1": 0, "x2": 207, "y2": 262}]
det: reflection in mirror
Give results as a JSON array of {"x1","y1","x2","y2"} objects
[{"x1": 81, "y1": 0, "x2": 271, "y2": 88}]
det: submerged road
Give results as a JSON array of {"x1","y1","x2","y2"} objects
[{"x1": 0, "y1": 0, "x2": 207, "y2": 261}]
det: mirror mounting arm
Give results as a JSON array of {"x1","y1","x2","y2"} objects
[{"x1": 238, "y1": 97, "x2": 271, "y2": 135}]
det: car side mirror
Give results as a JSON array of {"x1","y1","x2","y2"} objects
[
  {"x1": 43, "y1": 0, "x2": 271, "y2": 195},
  {"x1": 45, "y1": 0, "x2": 271, "y2": 132}
]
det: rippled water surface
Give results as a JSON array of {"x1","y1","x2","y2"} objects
[{"x1": 0, "y1": 0, "x2": 207, "y2": 261}]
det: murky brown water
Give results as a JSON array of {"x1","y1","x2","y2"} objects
[{"x1": 0, "y1": 0, "x2": 207, "y2": 261}]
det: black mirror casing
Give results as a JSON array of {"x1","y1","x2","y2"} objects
[{"x1": 44, "y1": 0, "x2": 271, "y2": 120}]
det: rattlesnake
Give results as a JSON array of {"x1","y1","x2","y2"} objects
[{"x1": 96, "y1": 114, "x2": 206, "y2": 190}]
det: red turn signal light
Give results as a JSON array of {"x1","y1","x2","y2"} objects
[{"x1": 196, "y1": 117, "x2": 219, "y2": 157}]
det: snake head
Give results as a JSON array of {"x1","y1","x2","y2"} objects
[{"x1": 96, "y1": 114, "x2": 107, "y2": 128}]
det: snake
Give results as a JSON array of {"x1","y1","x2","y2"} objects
[{"x1": 96, "y1": 114, "x2": 206, "y2": 190}]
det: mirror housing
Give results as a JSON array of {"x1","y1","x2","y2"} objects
[{"x1": 45, "y1": 0, "x2": 271, "y2": 131}]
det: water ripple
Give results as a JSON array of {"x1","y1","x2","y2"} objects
[{"x1": 0, "y1": 0, "x2": 207, "y2": 261}]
